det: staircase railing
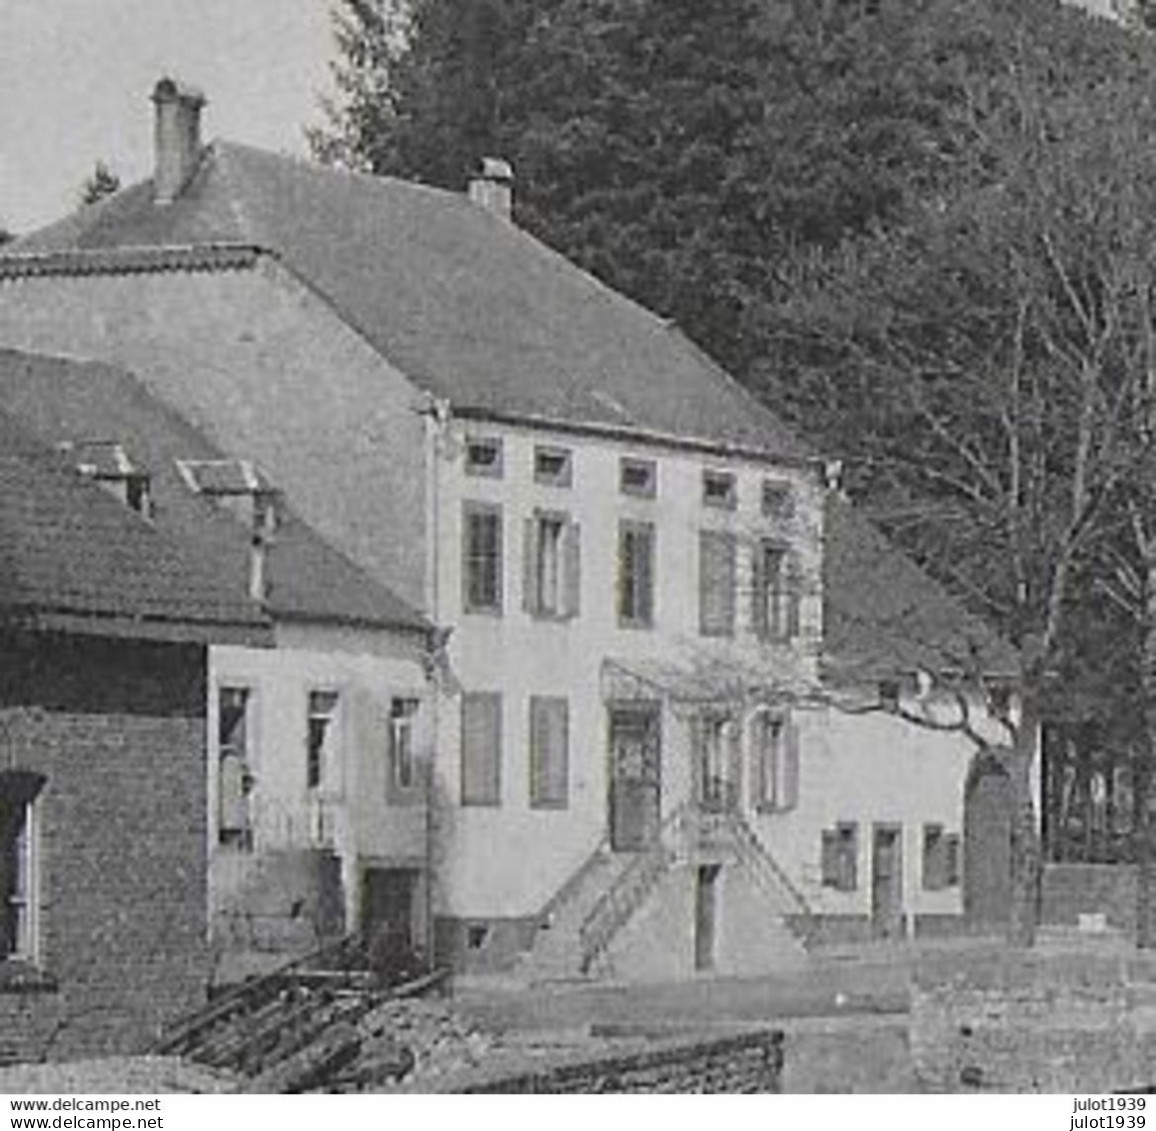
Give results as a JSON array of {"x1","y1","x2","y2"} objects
[
  {"x1": 533, "y1": 833, "x2": 611, "y2": 933},
  {"x1": 725, "y1": 812, "x2": 816, "y2": 945},
  {"x1": 578, "y1": 802, "x2": 692, "y2": 974}
]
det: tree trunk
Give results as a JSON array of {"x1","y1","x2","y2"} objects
[
  {"x1": 1006, "y1": 694, "x2": 1042, "y2": 947},
  {"x1": 1136, "y1": 534, "x2": 1156, "y2": 947}
]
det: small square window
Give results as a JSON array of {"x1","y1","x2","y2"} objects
[
  {"x1": 465, "y1": 436, "x2": 503, "y2": 478},
  {"x1": 987, "y1": 684, "x2": 1011, "y2": 719},
  {"x1": 878, "y1": 680, "x2": 901, "y2": 711},
  {"x1": 466, "y1": 924, "x2": 491, "y2": 950},
  {"x1": 534, "y1": 446, "x2": 572, "y2": 487},
  {"x1": 762, "y1": 479, "x2": 794, "y2": 519},
  {"x1": 620, "y1": 457, "x2": 657, "y2": 498},
  {"x1": 703, "y1": 470, "x2": 736, "y2": 509}
]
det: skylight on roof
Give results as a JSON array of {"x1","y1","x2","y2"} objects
[{"x1": 176, "y1": 458, "x2": 272, "y2": 496}]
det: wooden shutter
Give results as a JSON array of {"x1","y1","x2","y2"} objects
[
  {"x1": 461, "y1": 692, "x2": 501, "y2": 805},
  {"x1": 786, "y1": 553, "x2": 802, "y2": 638},
  {"x1": 751, "y1": 544, "x2": 768, "y2": 638},
  {"x1": 699, "y1": 531, "x2": 735, "y2": 636},
  {"x1": 945, "y1": 833, "x2": 961, "y2": 887},
  {"x1": 563, "y1": 521, "x2": 581, "y2": 618},
  {"x1": 522, "y1": 517, "x2": 538, "y2": 614},
  {"x1": 782, "y1": 718, "x2": 800, "y2": 811},
  {"x1": 638, "y1": 525, "x2": 654, "y2": 624},
  {"x1": 821, "y1": 830, "x2": 840, "y2": 886},
  {"x1": 690, "y1": 714, "x2": 706, "y2": 805},
  {"x1": 530, "y1": 697, "x2": 569, "y2": 808}
]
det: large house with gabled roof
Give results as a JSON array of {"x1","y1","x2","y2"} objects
[{"x1": 0, "y1": 80, "x2": 1021, "y2": 980}]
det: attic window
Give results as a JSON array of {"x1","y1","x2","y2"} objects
[
  {"x1": 703, "y1": 470, "x2": 736, "y2": 509},
  {"x1": 176, "y1": 458, "x2": 271, "y2": 497},
  {"x1": 620, "y1": 457, "x2": 657, "y2": 498},
  {"x1": 63, "y1": 440, "x2": 151, "y2": 518},
  {"x1": 987, "y1": 684, "x2": 1012, "y2": 719},
  {"x1": 465, "y1": 436, "x2": 503, "y2": 478},
  {"x1": 762, "y1": 479, "x2": 794, "y2": 519},
  {"x1": 534, "y1": 446, "x2": 572, "y2": 487},
  {"x1": 878, "y1": 680, "x2": 901, "y2": 711}
]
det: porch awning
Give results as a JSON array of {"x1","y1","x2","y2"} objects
[{"x1": 600, "y1": 656, "x2": 819, "y2": 711}]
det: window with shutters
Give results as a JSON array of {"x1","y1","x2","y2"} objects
[
  {"x1": 463, "y1": 502, "x2": 503, "y2": 613},
  {"x1": 390, "y1": 698, "x2": 420, "y2": 792},
  {"x1": 1, "y1": 772, "x2": 43, "y2": 961},
  {"x1": 821, "y1": 822, "x2": 858, "y2": 891},
  {"x1": 306, "y1": 690, "x2": 341, "y2": 792},
  {"x1": 218, "y1": 686, "x2": 254, "y2": 849},
  {"x1": 524, "y1": 511, "x2": 580, "y2": 619},
  {"x1": 752, "y1": 540, "x2": 800, "y2": 641},
  {"x1": 618, "y1": 520, "x2": 655, "y2": 628},
  {"x1": 530, "y1": 696, "x2": 569, "y2": 808},
  {"x1": 753, "y1": 711, "x2": 798, "y2": 813},
  {"x1": 461, "y1": 692, "x2": 502, "y2": 806},
  {"x1": 922, "y1": 823, "x2": 961, "y2": 890},
  {"x1": 699, "y1": 530, "x2": 736, "y2": 636}
]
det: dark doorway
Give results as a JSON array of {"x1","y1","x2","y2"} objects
[
  {"x1": 695, "y1": 864, "x2": 721, "y2": 971},
  {"x1": 964, "y1": 755, "x2": 1013, "y2": 927},
  {"x1": 871, "y1": 824, "x2": 904, "y2": 939},
  {"x1": 608, "y1": 703, "x2": 662, "y2": 852},
  {"x1": 361, "y1": 867, "x2": 417, "y2": 966}
]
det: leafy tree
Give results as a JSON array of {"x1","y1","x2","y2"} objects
[{"x1": 79, "y1": 161, "x2": 121, "y2": 207}]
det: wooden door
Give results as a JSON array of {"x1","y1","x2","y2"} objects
[
  {"x1": 695, "y1": 864, "x2": 721, "y2": 971},
  {"x1": 609, "y1": 704, "x2": 662, "y2": 852},
  {"x1": 871, "y1": 825, "x2": 904, "y2": 939},
  {"x1": 361, "y1": 867, "x2": 416, "y2": 958}
]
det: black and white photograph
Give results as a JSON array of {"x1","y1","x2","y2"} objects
[{"x1": 1, "y1": 0, "x2": 1155, "y2": 1112}]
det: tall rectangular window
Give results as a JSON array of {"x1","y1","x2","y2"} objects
[
  {"x1": 699, "y1": 530, "x2": 736, "y2": 636},
  {"x1": 463, "y1": 502, "x2": 503, "y2": 613},
  {"x1": 307, "y1": 690, "x2": 340, "y2": 791},
  {"x1": 922, "y1": 823, "x2": 961, "y2": 890},
  {"x1": 752, "y1": 541, "x2": 800, "y2": 641},
  {"x1": 753, "y1": 712, "x2": 798, "y2": 813},
  {"x1": 530, "y1": 697, "x2": 569, "y2": 809},
  {"x1": 218, "y1": 686, "x2": 253, "y2": 849},
  {"x1": 524, "y1": 512, "x2": 581, "y2": 618},
  {"x1": 1, "y1": 773, "x2": 42, "y2": 961},
  {"x1": 618, "y1": 520, "x2": 655, "y2": 628},
  {"x1": 821, "y1": 822, "x2": 858, "y2": 891},
  {"x1": 461, "y1": 692, "x2": 502, "y2": 806},
  {"x1": 390, "y1": 698, "x2": 420, "y2": 792}
]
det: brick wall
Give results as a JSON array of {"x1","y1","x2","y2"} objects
[
  {"x1": 460, "y1": 1030, "x2": 784, "y2": 1093},
  {"x1": 0, "y1": 631, "x2": 209, "y2": 1063}
]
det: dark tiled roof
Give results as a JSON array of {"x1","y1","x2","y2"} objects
[
  {"x1": 822, "y1": 494, "x2": 1018, "y2": 681},
  {"x1": 0, "y1": 349, "x2": 429, "y2": 633},
  {"x1": 12, "y1": 142, "x2": 814, "y2": 462},
  {"x1": 0, "y1": 409, "x2": 267, "y2": 640}
]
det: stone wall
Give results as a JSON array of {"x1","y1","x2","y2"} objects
[
  {"x1": 461, "y1": 1030, "x2": 783, "y2": 1093},
  {"x1": 0, "y1": 632, "x2": 209, "y2": 1064},
  {"x1": 910, "y1": 949, "x2": 1156, "y2": 1092}
]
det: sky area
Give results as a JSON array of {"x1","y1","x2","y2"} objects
[{"x1": 0, "y1": 1, "x2": 336, "y2": 235}]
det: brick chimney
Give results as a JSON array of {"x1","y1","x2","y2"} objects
[
  {"x1": 468, "y1": 157, "x2": 513, "y2": 220},
  {"x1": 151, "y1": 77, "x2": 206, "y2": 205}
]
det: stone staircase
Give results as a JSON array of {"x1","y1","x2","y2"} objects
[{"x1": 514, "y1": 806, "x2": 814, "y2": 982}]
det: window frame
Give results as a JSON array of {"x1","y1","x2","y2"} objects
[
  {"x1": 217, "y1": 685, "x2": 254, "y2": 851},
  {"x1": 761, "y1": 478, "x2": 795, "y2": 519},
  {"x1": 752, "y1": 710, "x2": 798, "y2": 814},
  {"x1": 462, "y1": 501, "x2": 504, "y2": 615},
  {"x1": 821, "y1": 822, "x2": 859, "y2": 891},
  {"x1": 534, "y1": 445, "x2": 573, "y2": 488},
  {"x1": 617, "y1": 519, "x2": 656, "y2": 629},
  {"x1": 1, "y1": 773, "x2": 44, "y2": 965},
  {"x1": 306, "y1": 689, "x2": 341, "y2": 794},
  {"x1": 702, "y1": 469, "x2": 737, "y2": 510},
  {"x1": 389, "y1": 697, "x2": 421, "y2": 794},
  {"x1": 464, "y1": 435, "x2": 504, "y2": 479},
  {"x1": 619, "y1": 457, "x2": 657, "y2": 499},
  {"x1": 752, "y1": 539, "x2": 800, "y2": 642}
]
